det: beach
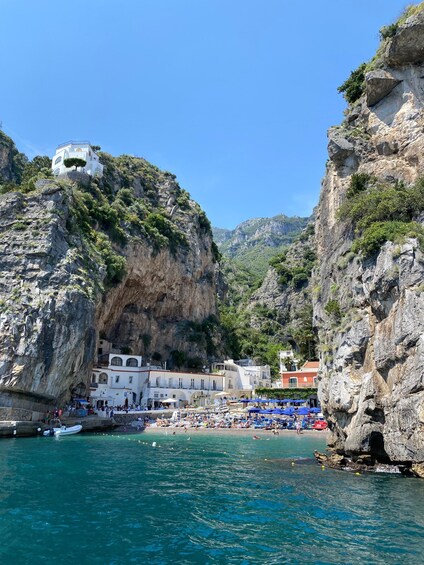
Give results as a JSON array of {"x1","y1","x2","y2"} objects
[{"x1": 143, "y1": 425, "x2": 329, "y2": 437}]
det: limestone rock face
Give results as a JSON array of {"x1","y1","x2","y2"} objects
[
  {"x1": 315, "y1": 8, "x2": 424, "y2": 465},
  {"x1": 0, "y1": 187, "x2": 97, "y2": 418},
  {"x1": 248, "y1": 225, "x2": 316, "y2": 358},
  {"x1": 365, "y1": 70, "x2": 401, "y2": 107},
  {"x1": 327, "y1": 128, "x2": 356, "y2": 166},
  {"x1": 385, "y1": 10, "x2": 424, "y2": 66},
  {"x1": 0, "y1": 131, "x2": 26, "y2": 184},
  {"x1": 0, "y1": 157, "x2": 219, "y2": 419},
  {"x1": 97, "y1": 225, "x2": 217, "y2": 361}
]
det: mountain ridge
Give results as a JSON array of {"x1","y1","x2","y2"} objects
[{"x1": 213, "y1": 214, "x2": 310, "y2": 279}]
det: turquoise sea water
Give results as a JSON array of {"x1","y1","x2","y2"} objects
[{"x1": 0, "y1": 432, "x2": 423, "y2": 564}]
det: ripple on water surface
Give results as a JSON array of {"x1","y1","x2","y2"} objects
[{"x1": 0, "y1": 433, "x2": 423, "y2": 564}]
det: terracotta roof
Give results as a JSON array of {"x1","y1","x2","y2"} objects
[{"x1": 302, "y1": 361, "x2": 319, "y2": 369}]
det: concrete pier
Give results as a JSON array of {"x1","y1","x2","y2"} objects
[{"x1": 0, "y1": 416, "x2": 117, "y2": 438}]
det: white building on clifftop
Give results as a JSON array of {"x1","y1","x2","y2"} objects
[{"x1": 52, "y1": 141, "x2": 103, "y2": 177}]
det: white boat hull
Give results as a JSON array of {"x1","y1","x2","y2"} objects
[{"x1": 43, "y1": 424, "x2": 82, "y2": 437}]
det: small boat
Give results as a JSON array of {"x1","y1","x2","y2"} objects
[
  {"x1": 312, "y1": 420, "x2": 328, "y2": 431},
  {"x1": 43, "y1": 419, "x2": 83, "y2": 437}
]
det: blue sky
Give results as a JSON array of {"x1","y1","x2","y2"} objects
[{"x1": 0, "y1": 0, "x2": 412, "y2": 228}]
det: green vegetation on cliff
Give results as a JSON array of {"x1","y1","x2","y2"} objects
[
  {"x1": 269, "y1": 238, "x2": 316, "y2": 289},
  {"x1": 1, "y1": 148, "x2": 217, "y2": 289},
  {"x1": 0, "y1": 132, "x2": 51, "y2": 192},
  {"x1": 337, "y1": 63, "x2": 366, "y2": 104},
  {"x1": 338, "y1": 3, "x2": 424, "y2": 105},
  {"x1": 255, "y1": 387, "x2": 318, "y2": 400},
  {"x1": 218, "y1": 224, "x2": 317, "y2": 377},
  {"x1": 339, "y1": 176, "x2": 424, "y2": 255}
]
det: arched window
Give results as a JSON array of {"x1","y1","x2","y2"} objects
[
  {"x1": 289, "y1": 377, "x2": 298, "y2": 388},
  {"x1": 126, "y1": 358, "x2": 138, "y2": 367},
  {"x1": 99, "y1": 373, "x2": 108, "y2": 384},
  {"x1": 111, "y1": 356, "x2": 123, "y2": 366}
]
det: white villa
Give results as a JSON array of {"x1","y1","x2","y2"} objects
[
  {"x1": 89, "y1": 353, "x2": 225, "y2": 410},
  {"x1": 211, "y1": 359, "x2": 272, "y2": 396},
  {"x1": 279, "y1": 349, "x2": 299, "y2": 372},
  {"x1": 90, "y1": 354, "x2": 148, "y2": 409},
  {"x1": 52, "y1": 141, "x2": 104, "y2": 177},
  {"x1": 143, "y1": 369, "x2": 225, "y2": 409}
]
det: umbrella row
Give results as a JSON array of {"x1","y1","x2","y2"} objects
[{"x1": 248, "y1": 407, "x2": 321, "y2": 415}]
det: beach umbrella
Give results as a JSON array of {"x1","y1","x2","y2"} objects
[
  {"x1": 162, "y1": 398, "x2": 177, "y2": 403},
  {"x1": 248, "y1": 407, "x2": 261, "y2": 413},
  {"x1": 240, "y1": 399, "x2": 250, "y2": 403},
  {"x1": 309, "y1": 407, "x2": 321, "y2": 413},
  {"x1": 297, "y1": 407, "x2": 309, "y2": 415},
  {"x1": 292, "y1": 399, "x2": 305, "y2": 404},
  {"x1": 282, "y1": 407, "x2": 295, "y2": 415},
  {"x1": 281, "y1": 399, "x2": 294, "y2": 403},
  {"x1": 272, "y1": 408, "x2": 284, "y2": 415}
]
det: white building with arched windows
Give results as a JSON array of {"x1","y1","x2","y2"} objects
[
  {"x1": 89, "y1": 353, "x2": 226, "y2": 410},
  {"x1": 90, "y1": 354, "x2": 149, "y2": 409},
  {"x1": 51, "y1": 141, "x2": 104, "y2": 177}
]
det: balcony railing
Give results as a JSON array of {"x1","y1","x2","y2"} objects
[
  {"x1": 57, "y1": 140, "x2": 91, "y2": 149},
  {"x1": 150, "y1": 384, "x2": 222, "y2": 392}
]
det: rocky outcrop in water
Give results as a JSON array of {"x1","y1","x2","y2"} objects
[{"x1": 314, "y1": 5, "x2": 424, "y2": 468}]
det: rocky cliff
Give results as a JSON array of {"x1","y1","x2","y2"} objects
[
  {"x1": 0, "y1": 131, "x2": 27, "y2": 184},
  {"x1": 314, "y1": 4, "x2": 424, "y2": 471},
  {"x1": 0, "y1": 145, "x2": 219, "y2": 419},
  {"x1": 248, "y1": 223, "x2": 317, "y2": 361}
]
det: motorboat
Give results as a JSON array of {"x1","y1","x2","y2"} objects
[
  {"x1": 43, "y1": 420, "x2": 83, "y2": 437},
  {"x1": 312, "y1": 420, "x2": 328, "y2": 431}
]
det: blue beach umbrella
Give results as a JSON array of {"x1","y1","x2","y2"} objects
[
  {"x1": 248, "y1": 407, "x2": 261, "y2": 413},
  {"x1": 282, "y1": 407, "x2": 295, "y2": 415},
  {"x1": 272, "y1": 408, "x2": 284, "y2": 415},
  {"x1": 281, "y1": 399, "x2": 294, "y2": 403},
  {"x1": 297, "y1": 407, "x2": 309, "y2": 415},
  {"x1": 240, "y1": 399, "x2": 250, "y2": 403},
  {"x1": 309, "y1": 407, "x2": 321, "y2": 413},
  {"x1": 292, "y1": 399, "x2": 305, "y2": 404}
]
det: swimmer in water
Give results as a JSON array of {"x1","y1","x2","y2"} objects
[{"x1": 252, "y1": 435, "x2": 261, "y2": 440}]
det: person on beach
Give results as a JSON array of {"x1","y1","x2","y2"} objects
[{"x1": 295, "y1": 419, "x2": 302, "y2": 434}]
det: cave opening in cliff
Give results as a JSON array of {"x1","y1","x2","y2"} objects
[{"x1": 369, "y1": 431, "x2": 390, "y2": 463}]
